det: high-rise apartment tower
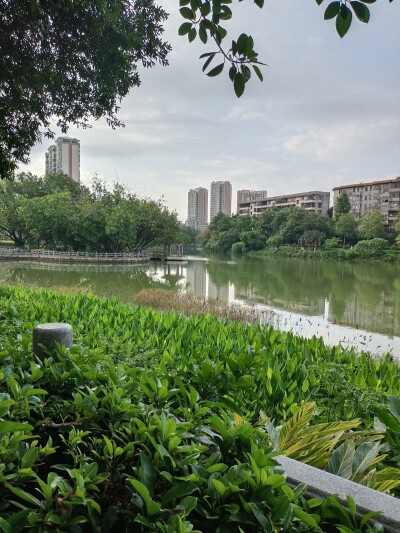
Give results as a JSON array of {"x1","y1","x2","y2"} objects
[
  {"x1": 45, "y1": 137, "x2": 80, "y2": 182},
  {"x1": 186, "y1": 187, "x2": 208, "y2": 231},
  {"x1": 210, "y1": 181, "x2": 232, "y2": 221}
]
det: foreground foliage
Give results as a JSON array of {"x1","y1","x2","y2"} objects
[{"x1": 0, "y1": 285, "x2": 400, "y2": 531}]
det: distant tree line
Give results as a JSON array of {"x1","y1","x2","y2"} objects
[
  {"x1": 199, "y1": 191, "x2": 398, "y2": 255},
  {"x1": 0, "y1": 173, "x2": 181, "y2": 252}
]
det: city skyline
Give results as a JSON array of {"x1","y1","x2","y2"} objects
[{"x1": 19, "y1": 1, "x2": 399, "y2": 221}]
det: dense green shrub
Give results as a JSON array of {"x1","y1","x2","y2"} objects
[
  {"x1": 323, "y1": 238, "x2": 341, "y2": 250},
  {"x1": 353, "y1": 239, "x2": 389, "y2": 258},
  {"x1": 231, "y1": 241, "x2": 246, "y2": 254},
  {"x1": 0, "y1": 285, "x2": 399, "y2": 530}
]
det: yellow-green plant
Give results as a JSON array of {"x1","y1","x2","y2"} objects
[{"x1": 266, "y1": 402, "x2": 400, "y2": 492}]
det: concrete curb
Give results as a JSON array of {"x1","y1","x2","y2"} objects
[{"x1": 277, "y1": 455, "x2": 400, "y2": 532}]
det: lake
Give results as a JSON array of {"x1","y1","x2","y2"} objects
[{"x1": 1, "y1": 255, "x2": 400, "y2": 358}]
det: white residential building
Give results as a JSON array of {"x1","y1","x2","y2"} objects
[
  {"x1": 210, "y1": 181, "x2": 232, "y2": 221},
  {"x1": 45, "y1": 137, "x2": 80, "y2": 182},
  {"x1": 186, "y1": 187, "x2": 208, "y2": 231}
]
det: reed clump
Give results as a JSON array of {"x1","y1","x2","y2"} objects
[{"x1": 134, "y1": 288, "x2": 272, "y2": 325}]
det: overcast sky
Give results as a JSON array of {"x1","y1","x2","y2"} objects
[{"x1": 21, "y1": 0, "x2": 400, "y2": 221}]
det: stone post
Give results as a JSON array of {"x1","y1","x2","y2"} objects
[{"x1": 33, "y1": 323, "x2": 73, "y2": 359}]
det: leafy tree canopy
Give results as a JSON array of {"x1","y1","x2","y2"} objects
[
  {"x1": 335, "y1": 213, "x2": 358, "y2": 244},
  {"x1": 358, "y1": 210, "x2": 387, "y2": 240},
  {"x1": 0, "y1": 0, "x2": 170, "y2": 178},
  {"x1": 334, "y1": 191, "x2": 351, "y2": 221},
  {"x1": 0, "y1": 172, "x2": 180, "y2": 251}
]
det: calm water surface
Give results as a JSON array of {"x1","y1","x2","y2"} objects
[{"x1": 1, "y1": 256, "x2": 399, "y2": 358}]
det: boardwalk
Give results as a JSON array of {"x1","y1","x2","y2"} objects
[{"x1": 0, "y1": 248, "x2": 149, "y2": 265}]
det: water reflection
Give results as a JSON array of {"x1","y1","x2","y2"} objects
[{"x1": 1, "y1": 256, "x2": 400, "y2": 357}]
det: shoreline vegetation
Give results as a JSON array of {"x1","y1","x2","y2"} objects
[
  {"x1": 249, "y1": 242, "x2": 400, "y2": 262},
  {"x1": 134, "y1": 289, "x2": 274, "y2": 325},
  {"x1": 1, "y1": 284, "x2": 400, "y2": 531},
  {"x1": 198, "y1": 207, "x2": 400, "y2": 263}
]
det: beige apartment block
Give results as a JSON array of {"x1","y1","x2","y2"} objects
[
  {"x1": 210, "y1": 181, "x2": 232, "y2": 221},
  {"x1": 332, "y1": 177, "x2": 400, "y2": 229},
  {"x1": 238, "y1": 191, "x2": 330, "y2": 217},
  {"x1": 186, "y1": 187, "x2": 208, "y2": 231},
  {"x1": 45, "y1": 136, "x2": 80, "y2": 182},
  {"x1": 237, "y1": 190, "x2": 268, "y2": 214}
]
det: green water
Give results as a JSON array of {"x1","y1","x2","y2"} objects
[{"x1": 1, "y1": 255, "x2": 399, "y2": 339}]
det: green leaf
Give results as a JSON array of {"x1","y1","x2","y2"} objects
[
  {"x1": 179, "y1": 7, "x2": 195, "y2": 20},
  {"x1": 352, "y1": 441, "x2": 380, "y2": 479},
  {"x1": 293, "y1": 507, "x2": 321, "y2": 530},
  {"x1": 252, "y1": 65, "x2": 263, "y2": 82},
  {"x1": 315, "y1": 0, "x2": 324, "y2": 5},
  {"x1": 236, "y1": 34, "x2": 249, "y2": 55},
  {"x1": 0, "y1": 518, "x2": 12, "y2": 533},
  {"x1": 254, "y1": 0, "x2": 264, "y2": 8},
  {"x1": 161, "y1": 481, "x2": 197, "y2": 505},
  {"x1": 21, "y1": 447, "x2": 39, "y2": 469},
  {"x1": 5, "y1": 483, "x2": 43, "y2": 508},
  {"x1": 346, "y1": 495, "x2": 356, "y2": 519},
  {"x1": 198, "y1": 24, "x2": 207, "y2": 44},
  {"x1": 326, "y1": 441, "x2": 355, "y2": 479},
  {"x1": 128, "y1": 479, "x2": 160, "y2": 517},
  {"x1": 336, "y1": 5, "x2": 352, "y2": 37},
  {"x1": 324, "y1": 1, "x2": 340, "y2": 20},
  {"x1": 3, "y1": 510, "x2": 30, "y2": 533},
  {"x1": 178, "y1": 22, "x2": 192, "y2": 36},
  {"x1": 188, "y1": 28, "x2": 197, "y2": 42},
  {"x1": 202, "y1": 55, "x2": 215, "y2": 72},
  {"x1": 200, "y1": 2, "x2": 211, "y2": 16},
  {"x1": 176, "y1": 496, "x2": 197, "y2": 515},
  {"x1": 350, "y1": 1, "x2": 370, "y2": 22},
  {"x1": 375, "y1": 407, "x2": 400, "y2": 432},
  {"x1": 360, "y1": 511, "x2": 382, "y2": 528},
  {"x1": 249, "y1": 502, "x2": 272, "y2": 531},
  {"x1": 212, "y1": 478, "x2": 226, "y2": 496},
  {"x1": 0, "y1": 421, "x2": 33, "y2": 433},
  {"x1": 140, "y1": 451, "x2": 156, "y2": 497},
  {"x1": 207, "y1": 63, "x2": 224, "y2": 77},
  {"x1": 234, "y1": 73, "x2": 245, "y2": 98},
  {"x1": 388, "y1": 395, "x2": 400, "y2": 419}
]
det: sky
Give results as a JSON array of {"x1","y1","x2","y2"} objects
[{"x1": 20, "y1": 0, "x2": 400, "y2": 222}]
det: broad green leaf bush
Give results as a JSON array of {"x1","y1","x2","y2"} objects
[{"x1": 0, "y1": 285, "x2": 399, "y2": 530}]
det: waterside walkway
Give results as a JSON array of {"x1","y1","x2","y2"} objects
[{"x1": 0, "y1": 248, "x2": 149, "y2": 264}]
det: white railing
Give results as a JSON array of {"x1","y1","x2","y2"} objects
[{"x1": 0, "y1": 248, "x2": 147, "y2": 259}]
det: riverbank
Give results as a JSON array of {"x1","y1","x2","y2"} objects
[
  {"x1": 1, "y1": 284, "x2": 400, "y2": 530},
  {"x1": 250, "y1": 243, "x2": 400, "y2": 261}
]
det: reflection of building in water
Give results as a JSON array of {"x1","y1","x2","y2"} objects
[
  {"x1": 185, "y1": 261, "x2": 207, "y2": 296},
  {"x1": 329, "y1": 293, "x2": 399, "y2": 337},
  {"x1": 208, "y1": 278, "x2": 229, "y2": 303},
  {"x1": 233, "y1": 286, "x2": 325, "y2": 316}
]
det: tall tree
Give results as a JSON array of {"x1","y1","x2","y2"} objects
[
  {"x1": 334, "y1": 191, "x2": 351, "y2": 222},
  {"x1": 335, "y1": 213, "x2": 357, "y2": 245},
  {"x1": 0, "y1": 0, "x2": 170, "y2": 178},
  {"x1": 358, "y1": 210, "x2": 387, "y2": 240}
]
